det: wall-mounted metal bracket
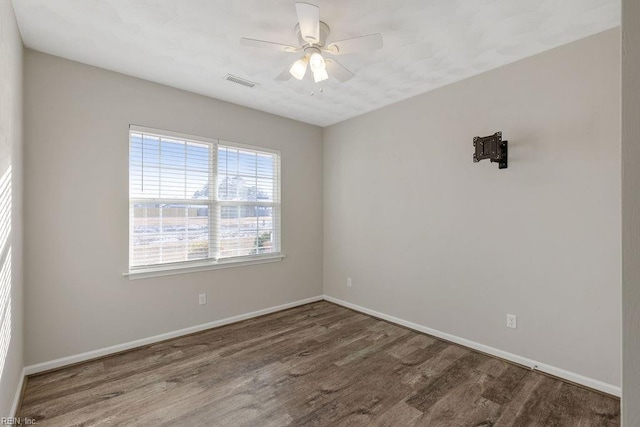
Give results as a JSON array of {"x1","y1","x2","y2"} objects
[{"x1": 473, "y1": 132, "x2": 508, "y2": 169}]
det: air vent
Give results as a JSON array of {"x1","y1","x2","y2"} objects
[{"x1": 225, "y1": 74, "x2": 258, "y2": 88}]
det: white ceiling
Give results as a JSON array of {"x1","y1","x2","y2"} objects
[{"x1": 12, "y1": 0, "x2": 620, "y2": 127}]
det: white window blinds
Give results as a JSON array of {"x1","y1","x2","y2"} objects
[{"x1": 129, "y1": 126, "x2": 281, "y2": 270}]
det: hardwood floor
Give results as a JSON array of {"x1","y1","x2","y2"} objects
[{"x1": 18, "y1": 301, "x2": 619, "y2": 426}]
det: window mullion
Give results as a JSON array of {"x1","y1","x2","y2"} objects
[
  {"x1": 210, "y1": 141, "x2": 218, "y2": 260},
  {"x1": 184, "y1": 141, "x2": 188, "y2": 262},
  {"x1": 159, "y1": 137, "x2": 163, "y2": 264},
  {"x1": 255, "y1": 154, "x2": 259, "y2": 254}
]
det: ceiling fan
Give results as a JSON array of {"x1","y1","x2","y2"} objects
[{"x1": 240, "y1": 2, "x2": 383, "y2": 83}]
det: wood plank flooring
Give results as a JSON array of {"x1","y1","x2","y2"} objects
[{"x1": 18, "y1": 301, "x2": 620, "y2": 426}]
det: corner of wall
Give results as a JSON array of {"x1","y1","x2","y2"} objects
[
  {"x1": 0, "y1": 0, "x2": 25, "y2": 417},
  {"x1": 622, "y1": 0, "x2": 640, "y2": 423}
]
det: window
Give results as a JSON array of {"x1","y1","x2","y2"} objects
[{"x1": 128, "y1": 126, "x2": 281, "y2": 274}]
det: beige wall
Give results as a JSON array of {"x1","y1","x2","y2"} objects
[
  {"x1": 23, "y1": 50, "x2": 323, "y2": 365},
  {"x1": 324, "y1": 29, "x2": 621, "y2": 387},
  {"x1": 0, "y1": 0, "x2": 23, "y2": 416},
  {"x1": 622, "y1": 0, "x2": 640, "y2": 422}
]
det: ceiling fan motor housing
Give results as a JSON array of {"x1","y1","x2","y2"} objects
[{"x1": 295, "y1": 21, "x2": 331, "y2": 47}]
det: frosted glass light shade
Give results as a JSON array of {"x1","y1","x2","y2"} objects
[
  {"x1": 289, "y1": 58, "x2": 308, "y2": 80},
  {"x1": 309, "y1": 52, "x2": 325, "y2": 73},
  {"x1": 313, "y1": 68, "x2": 329, "y2": 83}
]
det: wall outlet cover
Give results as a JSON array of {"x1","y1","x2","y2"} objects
[{"x1": 507, "y1": 314, "x2": 517, "y2": 329}]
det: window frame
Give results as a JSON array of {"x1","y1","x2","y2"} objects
[{"x1": 125, "y1": 125, "x2": 283, "y2": 280}]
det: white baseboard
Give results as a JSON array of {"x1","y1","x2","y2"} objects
[
  {"x1": 10, "y1": 368, "x2": 26, "y2": 417},
  {"x1": 23, "y1": 295, "x2": 323, "y2": 376},
  {"x1": 323, "y1": 295, "x2": 621, "y2": 397},
  {"x1": 19, "y1": 294, "x2": 620, "y2": 400}
]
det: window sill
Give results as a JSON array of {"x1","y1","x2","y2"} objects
[{"x1": 123, "y1": 254, "x2": 285, "y2": 280}]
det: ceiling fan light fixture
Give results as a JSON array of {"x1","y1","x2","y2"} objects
[
  {"x1": 240, "y1": 3, "x2": 382, "y2": 85},
  {"x1": 289, "y1": 57, "x2": 308, "y2": 80},
  {"x1": 313, "y1": 68, "x2": 329, "y2": 83},
  {"x1": 309, "y1": 52, "x2": 326, "y2": 73}
]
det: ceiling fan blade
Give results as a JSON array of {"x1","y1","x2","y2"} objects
[
  {"x1": 326, "y1": 33, "x2": 383, "y2": 55},
  {"x1": 276, "y1": 64, "x2": 293, "y2": 81},
  {"x1": 325, "y1": 58, "x2": 354, "y2": 83},
  {"x1": 240, "y1": 38, "x2": 298, "y2": 53},
  {"x1": 295, "y1": 3, "x2": 320, "y2": 44}
]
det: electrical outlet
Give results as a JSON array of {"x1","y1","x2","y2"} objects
[
  {"x1": 347, "y1": 278, "x2": 352, "y2": 288},
  {"x1": 199, "y1": 293, "x2": 207, "y2": 305},
  {"x1": 507, "y1": 314, "x2": 517, "y2": 329}
]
